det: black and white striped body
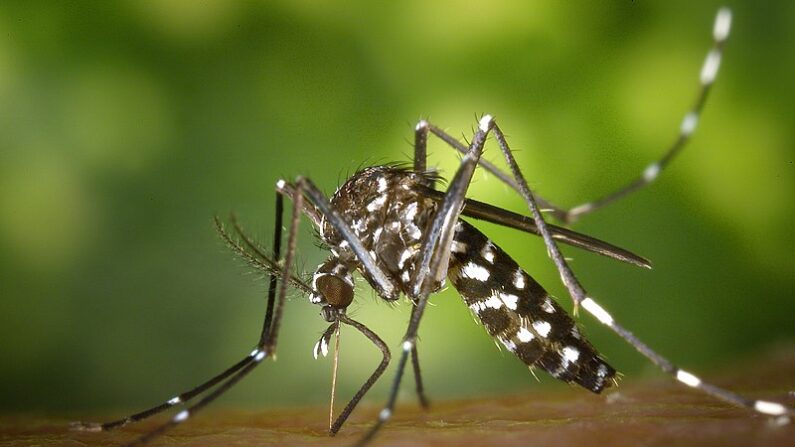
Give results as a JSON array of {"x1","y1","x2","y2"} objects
[
  {"x1": 449, "y1": 220, "x2": 615, "y2": 392},
  {"x1": 313, "y1": 165, "x2": 615, "y2": 392}
]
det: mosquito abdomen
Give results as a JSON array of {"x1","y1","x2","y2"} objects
[{"x1": 447, "y1": 220, "x2": 616, "y2": 393}]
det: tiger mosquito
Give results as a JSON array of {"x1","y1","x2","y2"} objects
[{"x1": 73, "y1": 7, "x2": 793, "y2": 446}]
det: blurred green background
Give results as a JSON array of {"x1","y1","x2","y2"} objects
[{"x1": 1, "y1": 1, "x2": 793, "y2": 415}]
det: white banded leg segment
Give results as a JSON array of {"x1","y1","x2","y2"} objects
[
  {"x1": 680, "y1": 112, "x2": 699, "y2": 137},
  {"x1": 550, "y1": 9, "x2": 733, "y2": 224},
  {"x1": 250, "y1": 348, "x2": 267, "y2": 362},
  {"x1": 173, "y1": 410, "x2": 190, "y2": 423},
  {"x1": 702, "y1": 8, "x2": 731, "y2": 85},
  {"x1": 700, "y1": 49, "x2": 722, "y2": 85},
  {"x1": 713, "y1": 7, "x2": 732, "y2": 42},
  {"x1": 70, "y1": 421, "x2": 104, "y2": 432},
  {"x1": 581, "y1": 297, "x2": 614, "y2": 326},
  {"x1": 479, "y1": 114, "x2": 494, "y2": 132},
  {"x1": 642, "y1": 163, "x2": 661, "y2": 183},
  {"x1": 167, "y1": 396, "x2": 182, "y2": 406},
  {"x1": 567, "y1": 202, "x2": 594, "y2": 218},
  {"x1": 754, "y1": 400, "x2": 788, "y2": 416},
  {"x1": 675, "y1": 369, "x2": 702, "y2": 388},
  {"x1": 604, "y1": 311, "x2": 794, "y2": 420},
  {"x1": 582, "y1": 300, "x2": 795, "y2": 420}
]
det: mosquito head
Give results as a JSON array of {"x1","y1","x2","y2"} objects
[
  {"x1": 310, "y1": 257, "x2": 355, "y2": 318},
  {"x1": 316, "y1": 274, "x2": 354, "y2": 309}
]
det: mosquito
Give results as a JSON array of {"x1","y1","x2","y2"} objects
[{"x1": 72, "y1": 7, "x2": 793, "y2": 446}]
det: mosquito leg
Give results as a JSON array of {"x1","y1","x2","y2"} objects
[
  {"x1": 564, "y1": 7, "x2": 732, "y2": 223},
  {"x1": 72, "y1": 203, "x2": 289, "y2": 433},
  {"x1": 489, "y1": 116, "x2": 794, "y2": 422},
  {"x1": 414, "y1": 119, "x2": 429, "y2": 174},
  {"x1": 262, "y1": 192, "x2": 284, "y2": 336},
  {"x1": 411, "y1": 344, "x2": 430, "y2": 409},
  {"x1": 261, "y1": 180, "x2": 303, "y2": 352},
  {"x1": 99, "y1": 227, "x2": 292, "y2": 429},
  {"x1": 278, "y1": 175, "x2": 429, "y2": 435},
  {"x1": 329, "y1": 314, "x2": 391, "y2": 435},
  {"x1": 490, "y1": 119, "x2": 589, "y2": 312},
  {"x1": 426, "y1": 9, "x2": 732, "y2": 225},
  {"x1": 70, "y1": 353, "x2": 256, "y2": 433},
  {"x1": 576, "y1": 293, "x2": 793, "y2": 421},
  {"x1": 123, "y1": 354, "x2": 266, "y2": 447},
  {"x1": 423, "y1": 121, "x2": 567, "y2": 220},
  {"x1": 227, "y1": 193, "x2": 285, "y2": 343},
  {"x1": 133, "y1": 183, "x2": 305, "y2": 446},
  {"x1": 77, "y1": 180, "x2": 306, "y2": 446},
  {"x1": 75, "y1": 251, "x2": 259, "y2": 432},
  {"x1": 412, "y1": 116, "x2": 492, "y2": 297},
  {"x1": 410, "y1": 121, "x2": 435, "y2": 409},
  {"x1": 355, "y1": 115, "x2": 493, "y2": 446},
  {"x1": 406, "y1": 301, "x2": 430, "y2": 409}
]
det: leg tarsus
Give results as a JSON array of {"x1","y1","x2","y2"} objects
[
  {"x1": 93, "y1": 176, "x2": 302, "y2": 445},
  {"x1": 411, "y1": 345, "x2": 431, "y2": 409},
  {"x1": 327, "y1": 315, "x2": 392, "y2": 436}
]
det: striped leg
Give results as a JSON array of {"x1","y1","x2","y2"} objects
[
  {"x1": 309, "y1": 315, "x2": 392, "y2": 436},
  {"x1": 328, "y1": 315, "x2": 392, "y2": 435},
  {"x1": 228, "y1": 210, "x2": 401, "y2": 437},
  {"x1": 72, "y1": 181, "x2": 306, "y2": 446},
  {"x1": 356, "y1": 115, "x2": 494, "y2": 446},
  {"x1": 580, "y1": 296, "x2": 793, "y2": 423},
  {"x1": 378, "y1": 175, "x2": 430, "y2": 390},
  {"x1": 115, "y1": 350, "x2": 269, "y2": 447},
  {"x1": 563, "y1": 7, "x2": 732, "y2": 223},
  {"x1": 70, "y1": 352, "x2": 261, "y2": 434},
  {"x1": 486, "y1": 113, "x2": 794, "y2": 423},
  {"x1": 425, "y1": 8, "x2": 733, "y2": 225}
]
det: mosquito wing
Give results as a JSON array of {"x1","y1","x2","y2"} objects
[{"x1": 420, "y1": 186, "x2": 651, "y2": 269}]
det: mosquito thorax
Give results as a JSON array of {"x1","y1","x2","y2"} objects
[{"x1": 318, "y1": 166, "x2": 440, "y2": 299}]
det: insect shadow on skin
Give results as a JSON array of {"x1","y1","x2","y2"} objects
[{"x1": 71, "y1": 7, "x2": 793, "y2": 447}]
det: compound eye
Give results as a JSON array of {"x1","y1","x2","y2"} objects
[{"x1": 315, "y1": 275, "x2": 354, "y2": 309}]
